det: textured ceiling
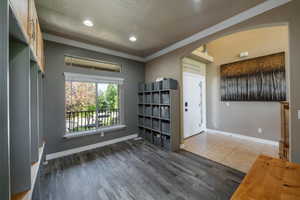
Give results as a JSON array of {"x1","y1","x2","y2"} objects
[{"x1": 36, "y1": 0, "x2": 266, "y2": 57}]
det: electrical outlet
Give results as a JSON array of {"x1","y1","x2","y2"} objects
[
  {"x1": 101, "y1": 131, "x2": 104, "y2": 137},
  {"x1": 258, "y1": 128, "x2": 262, "y2": 134}
]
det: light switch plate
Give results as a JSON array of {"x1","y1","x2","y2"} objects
[{"x1": 298, "y1": 110, "x2": 300, "y2": 120}]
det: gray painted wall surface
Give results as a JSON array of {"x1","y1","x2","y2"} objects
[
  {"x1": 288, "y1": 2, "x2": 300, "y2": 163},
  {"x1": 38, "y1": 73, "x2": 44, "y2": 147},
  {"x1": 206, "y1": 26, "x2": 288, "y2": 142},
  {"x1": 9, "y1": 40, "x2": 31, "y2": 194},
  {"x1": 145, "y1": 2, "x2": 300, "y2": 163},
  {"x1": 30, "y1": 62, "x2": 39, "y2": 163},
  {"x1": 44, "y1": 41, "x2": 145, "y2": 154},
  {"x1": 0, "y1": 0, "x2": 10, "y2": 199}
]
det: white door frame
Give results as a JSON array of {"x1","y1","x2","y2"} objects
[{"x1": 182, "y1": 71, "x2": 206, "y2": 138}]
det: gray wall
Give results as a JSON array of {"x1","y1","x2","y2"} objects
[
  {"x1": 0, "y1": 0, "x2": 10, "y2": 199},
  {"x1": 288, "y1": 1, "x2": 300, "y2": 163},
  {"x1": 206, "y1": 26, "x2": 288, "y2": 142},
  {"x1": 145, "y1": 1, "x2": 300, "y2": 163},
  {"x1": 9, "y1": 40, "x2": 31, "y2": 194},
  {"x1": 44, "y1": 41, "x2": 145, "y2": 154},
  {"x1": 30, "y1": 62, "x2": 39, "y2": 163}
]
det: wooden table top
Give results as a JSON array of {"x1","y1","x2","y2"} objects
[{"x1": 231, "y1": 155, "x2": 300, "y2": 200}]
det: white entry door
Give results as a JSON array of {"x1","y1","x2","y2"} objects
[{"x1": 183, "y1": 72, "x2": 206, "y2": 138}]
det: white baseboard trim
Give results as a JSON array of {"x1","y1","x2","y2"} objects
[
  {"x1": 206, "y1": 129, "x2": 279, "y2": 146},
  {"x1": 46, "y1": 134, "x2": 138, "y2": 160}
]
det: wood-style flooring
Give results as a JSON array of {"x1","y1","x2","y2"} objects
[{"x1": 33, "y1": 139, "x2": 245, "y2": 200}]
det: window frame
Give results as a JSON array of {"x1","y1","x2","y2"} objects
[{"x1": 63, "y1": 72, "x2": 125, "y2": 139}]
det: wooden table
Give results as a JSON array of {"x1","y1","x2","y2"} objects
[{"x1": 231, "y1": 155, "x2": 300, "y2": 200}]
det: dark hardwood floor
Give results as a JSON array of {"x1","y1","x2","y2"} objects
[{"x1": 33, "y1": 139, "x2": 245, "y2": 200}]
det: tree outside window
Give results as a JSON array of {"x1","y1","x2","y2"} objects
[{"x1": 65, "y1": 81, "x2": 120, "y2": 133}]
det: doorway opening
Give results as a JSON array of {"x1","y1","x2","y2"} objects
[
  {"x1": 182, "y1": 58, "x2": 207, "y2": 139},
  {"x1": 181, "y1": 25, "x2": 289, "y2": 173}
]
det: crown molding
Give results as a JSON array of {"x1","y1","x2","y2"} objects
[
  {"x1": 43, "y1": 33, "x2": 146, "y2": 62},
  {"x1": 145, "y1": 0, "x2": 291, "y2": 61},
  {"x1": 43, "y1": 0, "x2": 291, "y2": 63}
]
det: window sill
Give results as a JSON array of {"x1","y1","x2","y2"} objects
[{"x1": 63, "y1": 124, "x2": 127, "y2": 139}]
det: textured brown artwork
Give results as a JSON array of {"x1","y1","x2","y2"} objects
[{"x1": 220, "y1": 52, "x2": 286, "y2": 101}]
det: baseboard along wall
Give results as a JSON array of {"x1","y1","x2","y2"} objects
[
  {"x1": 46, "y1": 134, "x2": 138, "y2": 160},
  {"x1": 206, "y1": 129, "x2": 279, "y2": 146}
]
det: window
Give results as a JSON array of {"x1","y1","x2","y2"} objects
[{"x1": 64, "y1": 73, "x2": 124, "y2": 135}]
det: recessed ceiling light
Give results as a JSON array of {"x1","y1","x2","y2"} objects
[
  {"x1": 83, "y1": 19, "x2": 94, "y2": 27},
  {"x1": 129, "y1": 36, "x2": 137, "y2": 42}
]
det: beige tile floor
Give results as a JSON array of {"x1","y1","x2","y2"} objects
[{"x1": 183, "y1": 132, "x2": 279, "y2": 173}]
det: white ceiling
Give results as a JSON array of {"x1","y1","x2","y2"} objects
[{"x1": 36, "y1": 0, "x2": 268, "y2": 57}]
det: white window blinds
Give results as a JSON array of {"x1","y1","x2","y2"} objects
[
  {"x1": 64, "y1": 56, "x2": 121, "y2": 72},
  {"x1": 64, "y1": 72, "x2": 124, "y2": 85}
]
